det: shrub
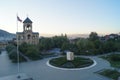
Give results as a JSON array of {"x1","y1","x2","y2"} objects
[
  {"x1": 109, "y1": 54, "x2": 120, "y2": 61},
  {"x1": 49, "y1": 57, "x2": 93, "y2": 68},
  {"x1": 99, "y1": 69, "x2": 120, "y2": 80}
]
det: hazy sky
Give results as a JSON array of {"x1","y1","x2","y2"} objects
[{"x1": 0, "y1": 0, "x2": 120, "y2": 35}]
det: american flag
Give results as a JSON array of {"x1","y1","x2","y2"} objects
[{"x1": 17, "y1": 16, "x2": 22, "y2": 22}]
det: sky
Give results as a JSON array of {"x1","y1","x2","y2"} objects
[{"x1": 0, "y1": 0, "x2": 120, "y2": 35}]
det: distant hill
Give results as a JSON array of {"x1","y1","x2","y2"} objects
[
  {"x1": 40, "y1": 33, "x2": 89, "y2": 39},
  {"x1": 67, "y1": 34, "x2": 89, "y2": 39},
  {"x1": 0, "y1": 29, "x2": 15, "y2": 41}
]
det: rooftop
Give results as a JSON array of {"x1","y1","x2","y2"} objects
[{"x1": 23, "y1": 17, "x2": 32, "y2": 23}]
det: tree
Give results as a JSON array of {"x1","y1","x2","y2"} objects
[
  {"x1": 89, "y1": 32, "x2": 99, "y2": 41},
  {"x1": 19, "y1": 42, "x2": 28, "y2": 53},
  {"x1": 69, "y1": 43, "x2": 78, "y2": 54},
  {"x1": 6, "y1": 44, "x2": 16, "y2": 53},
  {"x1": 6, "y1": 44, "x2": 26, "y2": 62},
  {"x1": 61, "y1": 42, "x2": 70, "y2": 51},
  {"x1": 94, "y1": 40, "x2": 100, "y2": 48},
  {"x1": 39, "y1": 37, "x2": 54, "y2": 51},
  {"x1": 52, "y1": 34, "x2": 69, "y2": 48},
  {"x1": 114, "y1": 39, "x2": 120, "y2": 51},
  {"x1": 76, "y1": 38, "x2": 95, "y2": 54},
  {"x1": 19, "y1": 43, "x2": 41, "y2": 60},
  {"x1": 26, "y1": 45, "x2": 40, "y2": 60},
  {"x1": 102, "y1": 40, "x2": 115, "y2": 53}
]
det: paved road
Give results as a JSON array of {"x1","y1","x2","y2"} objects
[{"x1": 0, "y1": 51, "x2": 114, "y2": 80}]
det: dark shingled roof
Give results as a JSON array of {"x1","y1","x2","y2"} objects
[
  {"x1": 33, "y1": 32, "x2": 39, "y2": 34},
  {"x1": 16, "y1": 32, "x2": 23, "y2": 34},
  {"x1": 23, "y1": 17, "x2": 32, "y2": 23}
]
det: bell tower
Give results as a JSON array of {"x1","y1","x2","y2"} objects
[
  {"x1": 23, "y1": 17, "x2": 32, "y2": 32},
  {"x1": 17, "y1": 17, "x2": 39, "y2": 45}
]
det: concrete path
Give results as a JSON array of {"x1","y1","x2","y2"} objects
[
  {"x1": 0, "y1": 51, "x2": 115, "y2": 80},
  {"x1": 19, "y1": 52, "x2": 31, "y2": 62},
  {"x1": 0, "y1": 73, "x2": 32, "y2": 80}
]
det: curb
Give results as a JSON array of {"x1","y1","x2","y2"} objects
[{"x1": 46, "y1": 57, "x2": 97, "y2": 70}]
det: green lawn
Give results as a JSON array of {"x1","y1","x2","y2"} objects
[
  {"x1": 98, "y1": 69, "x2": 120, "y2": 80},
  {"x1": 101, "y1": 54, "x2": 120, "y2": 68},
  {"x1": 49, "y1": 56, "x2": 93, "y2": 68}
]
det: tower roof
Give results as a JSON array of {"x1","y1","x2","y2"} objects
[{"x1": 23, "y1": 17, "x2": 32, "y2": 23}]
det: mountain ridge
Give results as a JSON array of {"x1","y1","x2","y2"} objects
[{"x1": 0, "y1": 29, "x2": 15, "y2": 41}]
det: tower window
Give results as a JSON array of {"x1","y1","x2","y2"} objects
[
  {"x1": 26, "y1": 24, "x2": 31, "y2": 30},
  {"x1": 28, "y1": 34, "x2": 31, "y2": 39}
]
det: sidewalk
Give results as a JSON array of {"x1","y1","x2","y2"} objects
[{"x1": 0, "y1": 73, "x2": 33, "y2": 80}]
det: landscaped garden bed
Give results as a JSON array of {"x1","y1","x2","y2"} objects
[
  {"x1": 101, "y1": 54, "x2": 120, "y2": 68},
  {"x1": 49, "y1": 56, "x2": 93, "y2": 68},
  {"x1": 98, "y1": 69, "x2": 120, "y2": 80}
]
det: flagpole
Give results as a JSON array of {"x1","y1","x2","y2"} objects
[{"x1": 16, "y1": 14, "x2": 20, "y2": 74}]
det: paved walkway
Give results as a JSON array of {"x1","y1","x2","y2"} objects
[
  {"x1": 0, "y1": 73, "x2": 33, "y2": 80},
  {"x1": 0, "y1": 51, "x2": 117, "y2": 80},
  {"x1": 19, "y1": 52, "x2": 31, "y2": 62}
]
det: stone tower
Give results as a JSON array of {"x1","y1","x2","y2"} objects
[{"x1": 17, "y1": 17, "x2": 39, "y2": 45}]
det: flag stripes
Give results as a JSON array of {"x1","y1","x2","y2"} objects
[{"x1": 17, "y1": 16, "x2": 22, "y2": 22}]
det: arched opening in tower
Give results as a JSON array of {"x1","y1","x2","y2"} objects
[{"x1": 27, "y1": 34, "x2": 31, "y2": 39}]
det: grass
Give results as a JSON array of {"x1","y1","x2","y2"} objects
[
  {"x1": 101, "y1": 54, "x2": 120, "y2": 68},
  {"x1": 49, "y1": 56, "x2": 93, "y2": 68},
  {"x1": 98, "y1": 69, "x2": 120, "y2": 80}
]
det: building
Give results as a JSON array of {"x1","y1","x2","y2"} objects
[
  {"x1": 17, "y1": 17, "x2": 39, "y2": 45},
  {"x1": 0, "y1": 41, "x2": 8, "y2": 49},
  {"x1": 99, "y1": 33, "x2": 120, "y2": 42}
]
